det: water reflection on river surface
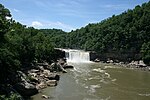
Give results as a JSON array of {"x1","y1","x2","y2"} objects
[{"x1": 32, "y1": 63, "x2": 150, "y2": 100}]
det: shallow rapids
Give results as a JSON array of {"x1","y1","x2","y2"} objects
[{"x1": 32, "y1": 63, "x2": 150, "y2": 100}]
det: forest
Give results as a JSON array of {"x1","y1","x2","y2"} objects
[
  {"x1": 41, "y1": 1, "x2": 150, "y2": 64},
  {"x1": 0, "y1": 3, "x2": 65, "y2": 99},
  {"x1": 0, "y1": 1, "x2": 150, "y2": 99}
]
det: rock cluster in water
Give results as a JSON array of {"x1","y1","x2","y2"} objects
[{"x1": 94, "y1": 58, "x2": 150, "y2": 71}]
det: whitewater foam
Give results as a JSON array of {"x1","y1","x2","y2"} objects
[
  {"x1": 88, "y1": 84, "x2": 101, "y2": 93},
  {"x1": 92, "y1": 68, "x2": 105, "y2": 73},
  {"x1": 138, "y1": 93, "x2": 150, "y2": 96}
]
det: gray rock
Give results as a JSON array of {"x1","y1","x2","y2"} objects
[
  {"x1": 47, "y1": 73, "x2": 60, "y2": 81},
  {"x1": 13, "y1": 81, "x2": 38, "y2": 96},
  {"x1": 36, "y1": 82, "x2": 47, "y2": 89},
  {"x1": 46, "y1": 80, "x2": 57, "y2": 86},
  {"x1": 42, "y1": 95, "x2": 50, "y2": 99}
]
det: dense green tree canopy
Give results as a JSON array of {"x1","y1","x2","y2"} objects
[
  {"x1": 0, "y1": 5, "x2": 56, "y2": 84},
  {"x1": 45, "y1": 1, "x2": 150, "y2": 64}
]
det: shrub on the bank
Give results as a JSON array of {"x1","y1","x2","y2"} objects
[
  {"x1": 0, "y1": 48, "x2": 20, "y2": 83},
  {"x1": 141, "y1": 42, "x2": 150, "y2": 65},
  {"x1": 0, "y1": 93, "x2": 22, "y2": 100},
  {"x1": 143, "y1": 55, "x2": 150, "y2": 65}
]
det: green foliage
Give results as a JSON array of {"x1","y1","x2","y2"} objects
[
  {"x1": 47, "y1": 1, "x2": 150, "y2": 62},
  {"x1": 0, "y1": 4, "x2": 20, "y2": 83},
  {"x1": 141, "y1": 42, "x2": 150, "y2": 65},
  {"x1": 32, "y1": 32, "x2": 54, "y2": 62},
  {"x1": 0, "y1": 92, "x2": 22, "y2": 100},
  {"x1": 0, "y1": 48, "x2": 20, "y2": 83},
  {"x1": 0, "y1": 4, "x2": 11, "y2": 43},
  {"x1": 39, "y1": 29, "x2": 67, "y2": 47},
  {"x1": 0, "y1": 4, "x2": 56, "y2": 84}
]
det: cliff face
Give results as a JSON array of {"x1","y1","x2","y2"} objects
[{"x1": 89, "y1": 50, "x2": 142, "y2": 62}]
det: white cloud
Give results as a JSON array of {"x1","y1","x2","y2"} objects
[
  {"x1": 48, "y1": 21, "x2": 74, "y2": 31},
  {"x1": 48, "y1": 21, "x2": 75, "y2": 32},
  {"x1": 13, "y1": 9, "x2": 19, "y2": 12},
  {"x1": 30, "y1": 21, "x2": 74, "y2": 32},
  {"x1": 31, "y1": 21, "x2": 43, "y2": 27}
]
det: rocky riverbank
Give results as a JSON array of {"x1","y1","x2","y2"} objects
[
  {"x1": 0, "y1": 58, "x2": 73, "y2": 99},
  {"x1": 94, "y1": 58, "x2": 150, "y2": 71},
  {"x1": 116, "y1": 60, "x2": 150, "y2": 71}
]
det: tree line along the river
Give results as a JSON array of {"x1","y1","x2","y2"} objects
[
  {"x1": 43, "y1": 1, "x2": 150, "y2": 64},
  {"x1": 0, "y1": 1, "x2": 150, "y2": 99}
]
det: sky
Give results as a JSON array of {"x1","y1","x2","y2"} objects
[{"x1": 0, "y1": 0, "x2": 149, "y2": 32}]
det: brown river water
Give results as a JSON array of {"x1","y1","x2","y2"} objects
[{"x1": 32, "y1": 62, "x2": 150, "y2": 100}]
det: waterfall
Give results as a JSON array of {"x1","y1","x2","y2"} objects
[
  {"x1": 68, "y1": 50, "x2": 89, "y2": 62},
  {"x1": 54, "y1": 48, "x2": 91, "y2": 63},
  {"x1": 64, "y1": 49, "x2": 90, "y2": 63},
  {"x1": 64, "y1": 49, "x2": 90, "y2": 62}
]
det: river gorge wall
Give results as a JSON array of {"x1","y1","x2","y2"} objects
[{"x1": 89, "y1": 51, "x2": 142, "y2": 63}]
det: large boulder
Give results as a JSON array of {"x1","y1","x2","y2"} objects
[
  {"x1": 47, "y1": 73, "x2": 60, "y2": 81},
  {"x1": 46, "y1": 80, "x2": 57, "y2": 86},
  {"x1": 42, "y1": 95, "x2": 50, "y2": 99},
  {"x1": 43, "y1": 69, "x2": 51, "y2": 77},
  {"x1": 13, "y1": 71, "x2": 38, "y2": 96},
  {"x1": 36, "y1": 82, "x2": 47, "y2": 89},
  {"x1": 139, "y1": 60, "x2": 147, "y2": 67},
  {"x1": 129, "y1": 60, "x2": 147, "y2": 67},
  {"x1": 13, "y1": 81, "x2": 38, "y2": 96},
  {"x1": 94, "y1": 58, "x2": 100, "y2": 62}
]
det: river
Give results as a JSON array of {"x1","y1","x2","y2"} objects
[{"x1": 32, "y1": 62, "x2": 150, "y2": 100}]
